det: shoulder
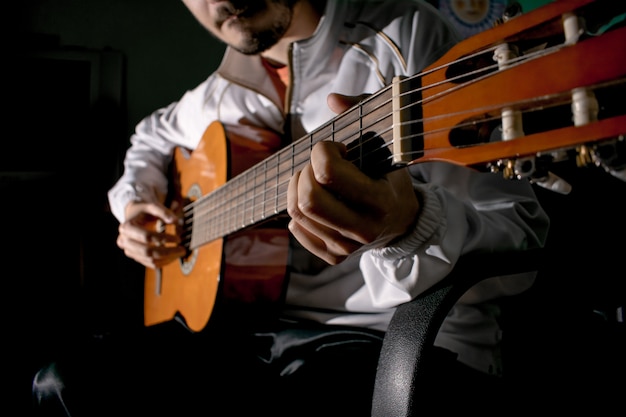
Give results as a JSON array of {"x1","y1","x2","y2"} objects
[
  {"x1": 336, "y1": 0, "x2": 453, "y2": 31},
  {"x1": 326, "y1": 0, "x2": 460, "y2": 75}
]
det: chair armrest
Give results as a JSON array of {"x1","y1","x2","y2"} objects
[{"x1": 371, "y1": 248, "x2": 544, "y2": 417}]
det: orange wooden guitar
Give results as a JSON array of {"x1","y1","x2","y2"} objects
[{"x1": 144, "y1": 0, "x2": 626, "y2": 332}]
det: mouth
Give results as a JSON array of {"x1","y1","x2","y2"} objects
[{"x1": 215, "y1": 2, "x2": 253, "y2": 27}]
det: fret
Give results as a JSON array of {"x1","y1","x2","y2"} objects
[
  {"x1": 311, "y1": 122, "x2": 332, "y2": 145},
  {"x1": 252, "y1": 164, "x2": 259, "y2": 224},
  {"x1": 243, "y1": 170, "x2": 251, "y2": 227},
  {"x1": 237, "y1": 175, "x2": 246, "y2": 229},
  {"x1": 273, "y1": 149, "x2": 281, "y2": 215},
  {"x1": 261, "y1": 159, "x2": 268, "y2": 220},
  {"x1": 217, "y1": 184, "x2": 228, "y2": 238},
  {"x1": 291, "y1": 133, "x2": 313, "y2": 177},
  {"x1": 245, "y1": 172, "x2": 253, "y2": 225},
  {"x1": 362, "y1": 88, "x2": 393, "y2": 134},
  {"x1": 332, "y1": 105, "x2": 362, "y2": 147},
  {"x1": 275, "y1": 146, "x2": 291, "y2": 213},
  {"x1": 263, "y1": 155, "x2": 278, "y2": 219},
  {"x1": 224, "y1": 179, "x2": 237, "y2": 234},
  {"x1": 239, "y1": 176, "x2": 246, "y2": 228},
  {"x1": 253, "y1": 161, "x2": 262, "y2": 221},
  {"x1": 227, "y1": 177, "x2": 234, "y2": 235}
]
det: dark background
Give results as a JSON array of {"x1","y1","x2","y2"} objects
[{"x1": 4, "y1": 0, "x2": 226, "y2": 412}]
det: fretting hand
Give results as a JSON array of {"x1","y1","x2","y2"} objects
[{"x1": 287, "y1": 93, "x2": 421, "y2": 265}]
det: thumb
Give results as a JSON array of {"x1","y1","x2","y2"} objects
[
  {"x1": 327, "y1": 93, "x2": 370, "y2": 115},
  {"x1": 126, "y1": 200, "x2": 180, "y2": 224}
]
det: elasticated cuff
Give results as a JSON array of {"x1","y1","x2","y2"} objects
[{"x1": 370, "y1": 184, "x2": 443, "y2": 259}]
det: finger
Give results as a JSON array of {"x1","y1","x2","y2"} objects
[
  {"x1": 294, "y1": 162, "x2": 374, "y2": 244},
  {"x1": 288, "y1": 169, "x2": 366, "y2": 254},
  {"x1": 327, "y1": 93, "x2": 370, "y2": 115},
  {"x1": 124, "y1": 247, "x2": 186, "y2": 269},
  {"x1": 126, "y1": 201, "x2": 180, "y2": 225},
  {"x1": 117, "y1": 233, "x2": 186, "y2": 269},
  {"x1": 288, "y1": 203, "x2": 363, "y2": 257},
  {"x1": 311, "y1": 141, "x2": 415, "y2": 212},
  {"x1": 287, "y1": 218, "x2": 360, "y2": 265},
  {"x1": 310, "y1": 142, "x2": 421, "y2": 244},
  {"x1": 119, "y1": 219, "x2": 181, "y2": 246},
  {"x1": 310, "y1": 141, "x2": 376, "y2": 203},
  {"x1": 308, "y1": 142, "x2": 387, "y2": 231}
]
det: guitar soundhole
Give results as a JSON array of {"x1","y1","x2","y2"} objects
[
  {"x1": 179, "y1": 247, "x2": 199, "y2": 276},
  {"x1": 179, "y1": 201, "x2": 199, "y2": 276},
  {"x1": 179, "y1": 184, "x2": 203, "y2": 275}
]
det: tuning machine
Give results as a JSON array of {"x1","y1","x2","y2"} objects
[
  {"x1": 489, "y1": 157, "x2": 535, "y2": 180},
  {"x1": 490, "y1": 153, "x2": 573, "y2": 194},
  {"x1": 490, "y1": 153, "x2": 557, "y2": 180},
  {"x1": 587, "y1": 135, "x2": 626, "y2": 181}
]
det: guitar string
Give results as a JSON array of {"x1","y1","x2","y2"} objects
[
  {"x1": 185, "y1": 74, "x2": 624, "y2": 248},
  {"x1": 182, "y1": 38, "x2": 624, "y2": 248},
  {"x1": 184, "y1": 61, "x2": 624, "y2": 248}
]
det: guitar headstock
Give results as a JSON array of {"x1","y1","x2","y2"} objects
[{"x1": 401, "y1": 0, "x2": 626, "y2": 193}]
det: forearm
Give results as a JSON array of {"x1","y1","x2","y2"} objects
[{"x1": 107, "y1": 110, "x2": 180, "y2": 223}]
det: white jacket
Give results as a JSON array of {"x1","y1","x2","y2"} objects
[{"x1": 108, "y1": 0, "x2": 549, "y2": 375}]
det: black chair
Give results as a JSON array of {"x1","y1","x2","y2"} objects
[
  {"x1": 371, "y1": 164, "x2": 626, "y2": 416},
  {"x1": 371, "y1": 248, "x2": 544, "y2": 417}
]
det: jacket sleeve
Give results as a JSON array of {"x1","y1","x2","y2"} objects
[
  {"x1": 107, "y1": 76, "x2": 221, "y2": 223},
  {"x1": 358, "y1": 161, "x2": 550, "y2": 309}
]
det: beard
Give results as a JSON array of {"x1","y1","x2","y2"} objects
[
  {"x1": 232, "y1": 19, "x2": 290, "y2": 55},
  {"x1": 216, "y1": 0, "x2": 298, "y2": 55}
]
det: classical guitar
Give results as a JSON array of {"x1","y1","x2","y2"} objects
[{"x1": 144, "y1": 0, "x2": 626, "y2": 332}]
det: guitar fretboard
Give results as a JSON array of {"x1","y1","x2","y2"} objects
[{"x1": 186, "y1": 77, "x2": 422, "y2": 250}]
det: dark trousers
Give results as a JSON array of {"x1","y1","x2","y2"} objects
[
  {"x1": 31, "y1": 318, "x2": 506, "y2": 417},
  {"x1": 31, "y1": 318, "x2": 385, "y2": 417}
]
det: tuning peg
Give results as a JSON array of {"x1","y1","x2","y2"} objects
[
  {"x1": 502, "y1": 2, "x2": 523, "y2": 22},
  {"x1": 530, "y1": 172, "x2": 572, "y2": 195},
  {"x1": 489, "y1": 156, "x2": 572, "y2": 194},
  {"x1": 493, "y1": 1, "x2": 523, "y2": 26},
  {"x1": 576, "y1": 144, "x2": 593, "y2": 167},
  {"x1": 591, "y1": 136, "x2": 626, "y2": 182}
]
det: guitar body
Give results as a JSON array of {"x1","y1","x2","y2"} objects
[{"x1": 144, "y1": 122, "x2": 289, "y2": 332}]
